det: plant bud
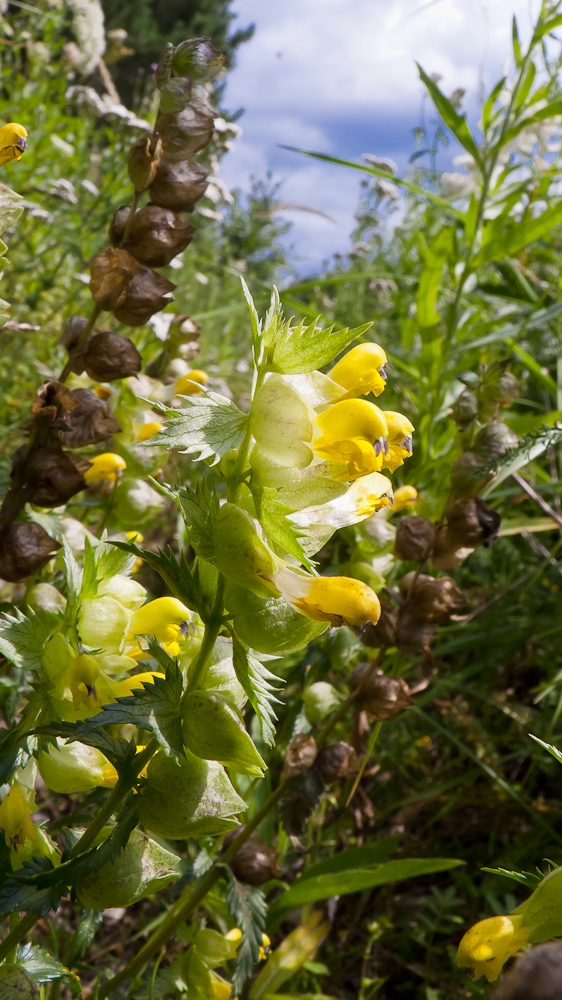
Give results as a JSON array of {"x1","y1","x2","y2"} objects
[
  {"x1": 0, "y1": 522, "x2": 60, "y2": 582},
  {"x1": 450, "y1": 451, "x2": 494, "y2": 498},
  {"x1": 356, "y1": 600, "x2": 397, "y2": 648},
  {"x1": 38, "y1": 740, "x2": 116, "y2": 793},
  {"x1": 61, "y1": 314, "x2": 88, "y2": 350},
  {"x1": 20, "y1": 448, "x2": 86, "y2": 507},
  {"x1": 211, "y1": 503, "x2": 280, "y2": 599},
  {"x1": 172, "y1": 38, "x2": 225, "y2": 82},
  {"x1": 113, "y1": 264, "x2": 176, "y2": 327},
  {"x1": 399, "y1": 571, "x2": 466, "y2": 623},
  {"x1": 78, "y1": 596, "x2": 131, "y2": 655},
  {"x1": 26, "y1": 582, "x2": 66, "y2": 614},
  {"x1": 303, "y1": 681, "x2": 344, "y2": 723},
  {"x1": 76, "y1": 829, "x2": 178, "y2": 908},
  {"x1": 445, "y1": 496, "x2": 501, "y2": 548},
  {"x1": 138, "y1": 749, "x2": 246, "y2": 839},
  {"x1": 149, "y1": 156, "x2": 209, "y2": 212},
  {"x1": 316, "y1": 741, "x2": 359, "y2": 783},
  {"x1": 283, "y1": 733, "x2": 317, "y2": 779},
  {"x1": 223, "y1": 827, "x2": 280, "y2": 886},
  {"x1": 80, "y1": 331, "x2": 142, "y2": 382},
  {"x1": 49, "y1": 385, "x2": 122, "y2": 447},
  {"x1": 394, "y1": 516, "x2": 436, "y2": 561},
  {"x1": 113, "y1": 476, "x2": 166, "y2": 525},
  {"x1": 491, "y1": 941, "x2": 562, "y2": 1000},
  {"x1": 90, "y1": 248, "x2": 140, "y2": 311},
  {"x1": 159, "y1": 76, "x2": 193, "y2": 114},
  {"x1": 350, "y1": 663, "x2": 413, "y2": 719},
  {"x1": 110, "y1": 204, "x2": 195, "y2": 268},
  {"x1": 127, "y1": 133, "x2": 163, "y2": 192},
  {"x1": 451, "y1": 387, "x2": 478, "y2": 428},
  {"x1": 155, "y1": 90, "x2": 216, "y2": 162},
  {"x1": 395, "y1": 607, "x2": 439, "y2": 654},
  {"x1": 473, "y1": 422, "x2": 518, "y2": 461},
  {"x1": 183, "y1": 691, "x2": 266, "y2": 776}
]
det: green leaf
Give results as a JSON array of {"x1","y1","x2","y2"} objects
[
  {"x1": 268, "y1": 858, "x2": 464, "y2": 916},
  {"x1": 297, "y1": 838, "x2": 400, "y2": 881},
  {"x1": 269, "y1": 314, "x2": 372, "y2": 374},
  {"x1": 231, "y1": 634, "x2": 282, "y2": 747},
  {"x1": 16, "y1": 944, "x2": 81, "y2": 997},
  {"x1": 178, "y1": 481, "x2": 219, "y2": 560},
  {"x1": 534, "y1": 12, "x2": 562, "y2": 40},
  {"x1": 501, "y1": 98, "x2": 562, "y2": 148},
  {"x1": 529, "y1": 733, "x2": 562, "y2": 765},
  {"x1": 0, "y1": 966, "x2": 38, "y2": 999},
  {"x1": 241, "y1": 276, "x2": 262, "y2": 354},
  {"x1": 416, "y1": 228, "x2": 454, "y2": 330},
  {"x1": 183, "y1": 690, "x2": 266, "y2": 775},
  {"x1": 472, "y1": 200, "x2": 562, "y2": 268},
  {"x1": 37, "y1": 720, "x2": 132, "y2": 770},
  {"x1": 482, "y1": 422, "x2": 562, "y2": 494},
  {"x1": 481, "y1": 866, "x2": 541, "y2": 888},
  {"x1": 460, "y1": 299, "x2": 562, "y2": 351},
  {"x1": 226, "y1": 876, "x2": 267, "y2": 994},
  {"x1": 111, "y1": 541, "x2": 200, "y2": 614},
  {"x1": 147, "y1": 391, "x2": 248, "y2": 465},
  {"x1": 417, "y1": 64, "x2": 482, "y2": 166},
  {"x1": 482, "y1": 77, "x2": 507, "y2": 131},
  {"x1": 259, "y1": 490, "x2": 316, "y2": 572},
  {"x1": 512, "y1": 14, "x2": 522, "y2": 64},
  {"x1": 65, "y1": 907, "x2": 102, "y2": 966},
  {"x1": 74, "y1": 659, "x2": 184, "y2": 758},
  {"x1": 0, "y1": 608, "x2": 61, "y2": 671}
]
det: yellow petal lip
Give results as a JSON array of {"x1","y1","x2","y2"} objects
[
  {"x1": 328, "y1": 343, "x2": 388, "y2": 398},
  {"x1": 288, "y1": 575, "x2": 381, "y2": 629},
  {"x1": 84, "y1": 452, "x2": 127, "y2": 483},
  {"x1": 128, "y1": 596, "x2": 191, "y2": 644},
  {"x1": 457, "y1": 914, "x2": 530, "y2": 983},
  {"x1": 137, "y1": 421, "x2": 163, "y2": 441},
  {"x1": 0, "y1": 123, "x2": 28, "y2": 166},
  {"x1": 392, "y1": 485, "x2": 417, "y2": 512},
  {"x1": 176, "y1": 370, "x2": 209, "y2": 396},
  {"x1": 0, "y1": 786, "x2": 35, "y2": 852},
  {"x1": 315, "y1": 399, "x2": 389, "y2": 480}
]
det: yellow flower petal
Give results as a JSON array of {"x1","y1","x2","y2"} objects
[
  {"x1": 392, "y1": 485, "x2": 418, "y2": 512},
  {"x1": 328, "y1": 343, "x2": 388, "y2": 398},
  {"x1": 84, "y1": 452, "x2": 127, "y2": 483},
  {"x1": 0, "y1": 786, "x2": 35, "y2": 852},
  {"x1": 0, "y1": 122, "x2": 28, "y2": 167},
  {"x1": 278, "y1": 571, "x2": 381, "y2": 629},
  {"x1": 380, "y1": 411, "x2": 414, "y2": 473},
  {"x1": 176, "y1": 370, "x2": 209, "y2": 395},
  {"x1": 315, "y1": 400, "x2": 388, "y2": 480},
  {"x1": 457, "y1": 914, "x2": 530, "y2": 982},
  {"x1": 69, "y1": 654, "x2": 101, "y2": 711},
  {"x1": 137, "y1": 421, "x2": 164, "y2": 441},
  {"x1": 129, "y1": 596, "x2": 191, "y2": 644}
]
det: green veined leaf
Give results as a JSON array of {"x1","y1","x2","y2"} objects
[
  {"x1": 146, "y1": 390, "x2": 248, "y2": 465},
  {"x1": 111, "y1": 540, "x2": 200, "y2": 615},
  {"x1": 269, "y1": 314, "x2": 372, "y2": 375},
  {"x1": 297, "y1": 838, "x2": 400, "y2": 881},
  {"x1": 482, "y1": 422, "x2": 562, "y2": 494},
  {"x1": 16, "y1": 944, "x2": 82, "y2": 997},
  {"x1": 226, "y1": 875, "x2": 268, "y2": 994},
  {"x1": 0, "y1": 608, "x2": 61, "y2": 672},
  {"x1": 417, "y1": 63, "x2": 482, "y2": 166},
  {"x1": 231, "y1": 634, "x2": 282, "y2": 747}
]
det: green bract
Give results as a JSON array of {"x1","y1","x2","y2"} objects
[
  {"x1": 76, "y1": 829, "x2": 179, "y2": 908},
  {"x1": 183, "y1": 690, "x2": 266, "y2": 775},
  {"x1": 225, "y1": 583, "x2": 328, "y2": 655}
]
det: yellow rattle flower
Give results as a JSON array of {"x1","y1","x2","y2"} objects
[
  {"x1": 381, "y1": 411, "x2": 414, "y2": 473},
  {"x1": 315, "y1": 399, "x2": 388, "y2": 481},
  {"x1": 176, "y1": 370, "x2": 209, "y2": 395},
  {"x1": 84, "y1": 452, "x2": 127, "y2": 483},
  {"x1": 212, "y1": 982, "x2": 232, "y2": 1000},
  {"x1": 457, "y1": 914, "x2": 530, "y2": 983},
  {"x1": 137, "y1": 421, "x2": 164, "y2": 442},
  {"x1": 392, "y1": 485, "x2": 418, "y2": 512},
  {"x1": 69, "y1": 653, "x2": 101, "y2": 711},
  {"x1": 328, "y1": 343, "x2": 388, "y2": 398},
  {"x1": 0, "y1": 122, "x2": 27, "y2": 167},
  {"x1": 0, "y1": 786, "x2": 35, "y2": 852},
  {"x1": 128, "y1": 596, "x2": 191, "y2": 646},
  {"x1": 277, "y1": 570, "x2": 381, "y2": 629}
]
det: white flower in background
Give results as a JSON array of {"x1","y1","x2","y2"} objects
[
  {"x1": 65, "y1": 0, "x2": 105, "y2": 75},
  {"x1": 66, "y1": 86, "x2": 151, "y2": 130},
  {"x1": 362, "y1": 153, "x2": 398, "y2": 176},
  {"x1": 441, "y1": 171, "x2": 477, "y2": 199},
  {"x1": 373, "y1": 177, "x2": 399, "y2": 201}
]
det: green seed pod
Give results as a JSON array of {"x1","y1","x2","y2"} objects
[
  {"x1": 26, "y1": 582, "x2": 66, "y2": 615},
  {"x1": 159, "y1": 76, "x2": 192, "y2": 114},
  {"x1": 139, "y1": 749, "x2": 246, "y2": 839},
  {"x1": 172, "y1": 38, "x2": 225, "y2": 82},
  {"x1": 224, "y1": 583, "x2": 328, "y2": 655},
  {"x1": 303, "y1": 681, "x2": 344, "y2": 724},
  {"x1": 211, "y1": 503, "x2": 280, "y2": 599},
  {"x1": 75, "y1": 829, "x2": 178, "y2": 908},
  {"x1": 112, "y1": 476, "x2": 166, "y2": 526},
  {"x1": 37, "y1": 740, "x2": 115, "y2": 793},
  {"x1": 183, "y1": 691, "x2": 266, "y2": 776},
  {"x1": 196, "y1": 636, "x2": 246, "y2": 711}
]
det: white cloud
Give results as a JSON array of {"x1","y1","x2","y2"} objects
[{"x1": 221, "y1": 0, "x2": 543, "y2": 273}]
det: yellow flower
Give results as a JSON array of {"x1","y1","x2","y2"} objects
[
  {"x1": 380, "y1": 411, "x2": 414, "y2": 473},
  {"x1": 392, "y1": 485, "x2": 418, "y2": 512},
  {"x1": 290, "y1": 471, "x2": 393, "y2": 531},
  {"x1": 0, "y1": 122, "x2": 27, "y2": 167},
  {"x1": 84, "y1": 452, "x2": 127, "y2": 483},
  {"x1": 137, "y1": 421, "x2": 164, "y2": 441},
  {"x1": 93, "y1": 385, "x2": 113, "y2": 400},
  {"x1": 224, "y1": 928, "x2": 243, "y2": 951},
  {"x1": 457, "y1": 914, "x2": 530, "y2": 982},
  {"x1": 258, "y1": 933, "x2": 271, "y2": 961},
  {"x1": 113, "y1": 671, "x2": 165, "y2": 698},
  {"x1": 176, "y1": 370, "x2": 209, "y2": 395},
  {"x1": 128, "y1": 596, "x2": 191, "y2": 646},
  {"x1": 0, "y1": 786, "x2": 35, "y2": 852},
  {"x1": 69, "y1": 653, "x2": 101, "y2": 711},
  {"x1": 328, "y1": 343, "x2": 388, "y2": 398},
  {"x1": 277, "y1": 570, "x2": 381, "y2": 628},
  {"x1": 212, "y1": 981, "x2": 232, "y2": 1000},
  {"x1": 315, "y1": 399, "x2": 388, "y2": 481}
]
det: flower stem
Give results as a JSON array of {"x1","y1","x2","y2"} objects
[{"x1": 0, "y1": 912, "x2": 37, "y2": 964}]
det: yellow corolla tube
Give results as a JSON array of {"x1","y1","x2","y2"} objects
[
  {"x1": 315, "y1": 399, "x2": 388, "y2": 480},
  {"x1": 129, "y1": 596, "x2": 191, "y2": 645},
  {"x1": 328, "y1": 343, "x2": 388, "y2": 398},
  {"x1": 176, "y1": 370, "x2": 209, "y2": 396},
  {"x1": 0, "y1": 786, "x2": 35, "y2": 851},
  {"x1": 381, "y1": 411, "x2": 414, "y2": 473},
  {"x1": 392, "y1": 485, "x2": 418, "y2": 512},
  {"x1": 0, "y1": 123, "x2": 27, "y2": 167},
  {"x1": 69, "y1": 653, "x2": 101, "y2": 711},
  {"x1": 84, "y1": 452, "x2": 127, "y2": 483},
  {"x1": 275, "y1": 569, "x2": 381, "y2": 629},
  {"x1": 457, "y1": 914, "x2": 530, "y2": 983}
]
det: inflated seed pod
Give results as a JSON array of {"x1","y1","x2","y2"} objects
[
  {"x1": 394, "y1": 516, "x2": 436, "y2": 561},
  {"x1": 149, "y1": 157, "x2": 209, "y2": 212},
  {"x1": 473, "y1": 422, "x2": 518, "y2": 461},
  {"x1": 20, "y1": 448, "x2": 86, "y2": 507},
  {"x1": 399, "y1": 571, "x2": 466, "y2": 622},
  {"x1": 430, "y1": 525, "x2": 474, "y2": 571},
  {"x1": 154, "y1": 89, "x2": 216, "y2": 162},
  {"x1": 451, "y1": 387, "x2": 478, "y2": 428},
  {"x1": 89, "y1": 248, "x2": 140, "y2": 312},
  {"x1": 450, "y1": 451, "x2": 494, "y2": 499},
  {"x1": 128, "y1": 133, "x2": 164, "y2": 192},
  {"x1": 110, "y1": 204, "x2": 195, "y2": 268},
  {"x1": 81, "y1": 331, "x2": 142, "y2": 381},
  {"x1": 42, "y1": 384, "x2": 121, "y2": 447},
  {"x1": 491, "y1": 940, "x2": 562, "y2": 1000},
  {"x1": 0, "y1": 522, "x2": 61, "y2": 581},
  {"x1": 172, "y1": 37, "x2": 225, "y2": 82},
  {"x1": 223, "y1": 826, "x2": 280, "y2": 886},
  {"x1": 395, "y1": 606, "x2": 439, "y2": 655},
  {"x1": 113, "y1": 265, "x2": 176, "y2": 327},
  {"x1": 356, "y1": 599, "x2": 397, "y2": 648},
  {"x1": 316, "y1": 742, "x2": 359, "y2": 783},
  {"x1": 445, "y1": 496, "x2": 501, "y2": 548},
  {"x1": 283, "y1": 733, "x2": 317, "y2": 779},
  {"x1": 61, "y1": 315, "x2": 89, "y2": 351},
  {"x1": 76, "y1": 829, "x2": 178, "y2": 909},
  {"x1": 350, "y1": 663, "x2": 413, "y2": 719}
]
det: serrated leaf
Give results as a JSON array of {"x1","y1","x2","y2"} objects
[
  {"x1": 481, "y1": 866, "x2": 541, "y2": 888},
  {"x1": 178, "y1": 481, "x2": 219, "y2": 560},
  {"x1": 62, "y1": 538, "x2": 83, "y2": 620},
  {"x1": 529, "y1": 733, "x2": 562, "y2": 765},
  {"x1": 16, "y1": 944, "x2": 82, "y2": 997},
  {"x1": 111, "y1": 540, "x2": 200, "y2": 614},
  {"x1": 79, "y1": 536, "x2": 138, "y2": 602},
  {"x1": 269, "y1": 316, "x2": 372, "y2": 374},
  {"x1": 241, "y1": 276, "x2": 262, "y2": 354},
  {"x1": 231, "y1": 635, "x2": 282, "y2": 747},
  {"x1": 259, "y1": 491, "x2": 316, "y2": 572},
  {"x1": 73, "y1": 659, "x2": 184, "y2": 758},
  {"x1": 36, "y1": 720, "x2": 132, "y2": 769},
  {"x1": 226, "y1": 875, "x2": 268, "y2": 994},
  {"x1": 146, "y1": 391, "x2": 248, "y2": 464},
  {"x1": 0, "y1": 608, "x2": 61, "y2": 671}
]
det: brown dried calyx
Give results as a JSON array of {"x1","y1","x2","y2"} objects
[
  {"x1": 149, "y1": 157, "x2": 209, "y2": 212},
  {"x1": 450, "y1": 451, "x2": 495, "y2": 499},
  {"x1": 395, "y1": 607, "x2": 439, "y2": 656},
  {"x1": 62, "y1": 318, "x2": 142, "y2": 383},
  {"x1": 283, "y1": 733, "x2": 317, "y2": 779},
  {"x1": 11, "y1": 446, "x2": 87, "y2": 508},
  {"x1": 110, "y1": 204, "x2": 195, "y2": 268},
  {"x1": 473, "y1": 421, "x2": 518, "y2": 461},
  {"x1": 154, "y1": 87, "x2": 217, "y2": 162},
  {"x1": 356, "y1": 599, "x2": 397, "y2": 648},
  {"x1": 223, "y1": 827, "x2": 280, "y2": 886},
  {"x1": 127, "y1": 133, "x2": 163, "y2": 193},
  {"x1": 491, "y1": 940, "x2": 562, "y2": 1000},
  {"x1": 350, "y1": 663, "x2": 413, "y2": 720},
  {"x1": 316, "y1": 742, "x2": 359, "y2": 783},
  {"x1": 90, "y1": 248, "x2": 175, "y2": 327},
  {"x1": 394, "y1": 516, "x2": 436, "y2": 561},
  {"x1": 0, "y1": 522, "x2": 61, "y2": 582},
  {"x1": 399, "y1": 571, "x2": 466, "y2": 623},
  {"x1": 445, "y1": 496, "x2": 501, "y2": 548}
]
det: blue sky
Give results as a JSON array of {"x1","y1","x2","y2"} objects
[{"x1": 220, "y1": 0, "x2": 542, "y2": 275}]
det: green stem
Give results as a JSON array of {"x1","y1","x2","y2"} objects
[
  {"x1": 0, "y1": 912, "x2": 37, "y2": 964},
  {"x1": 185, "y1": 577, "x2": 226, "y2": 694},
  {"x1": 67, "y1": 738, "x2": 158, "y2": 860}
]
